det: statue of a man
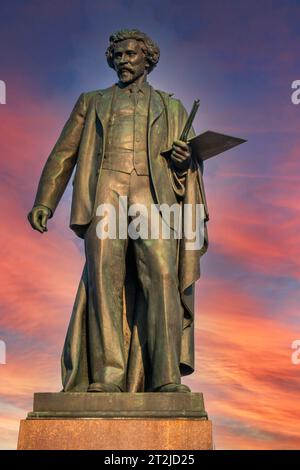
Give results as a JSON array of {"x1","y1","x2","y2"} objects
[{"x1": 27, "y1": 29, "x2": 209, "y2": 394}]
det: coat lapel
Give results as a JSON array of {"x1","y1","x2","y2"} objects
[
  {"x1": 95, "y1": 85, "x2": 115, "y2": 130},
  {"x1": 148, "y1": 85, "x2": 164, "y2": 129}
]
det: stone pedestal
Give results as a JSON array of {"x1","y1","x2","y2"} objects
[{"x1": 17, "y1": 392, "x2": 213, "y2": 450}]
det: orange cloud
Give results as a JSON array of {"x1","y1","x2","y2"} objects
[
  {"x1": 1, "y1": 80, "x2": 300, "y2": 450},
  {"x1": 183, "y1": 277, "x2": 300, "y2": 449}
]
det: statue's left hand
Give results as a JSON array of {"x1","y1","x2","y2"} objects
[{"x1": 171, "y1": 140, "x2": 191, "y2": 171}]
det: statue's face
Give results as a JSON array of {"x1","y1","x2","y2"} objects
[{"x1": 112, "y1": 39, "x2": 149, "y2": 84}]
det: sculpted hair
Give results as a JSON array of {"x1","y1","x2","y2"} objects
[{"x1": 106, "y1": 29, "x2": 160, "y2": 74}]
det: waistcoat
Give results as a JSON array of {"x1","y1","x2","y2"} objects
[{"x1": 102, "y1": 81, "x2": 150, "y2": 175}]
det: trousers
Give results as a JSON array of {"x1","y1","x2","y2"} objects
[{"x1": 84, "y1": 168, "x2": 184, "y2": 391}]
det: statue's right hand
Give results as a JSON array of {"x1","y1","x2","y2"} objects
[{"x1": 27, "y1": 205, "x2": 51, "y2": 234}]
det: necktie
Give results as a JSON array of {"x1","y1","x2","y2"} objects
[{"x1": 129, "y1": 84, "x2": 139, "y2": 106}]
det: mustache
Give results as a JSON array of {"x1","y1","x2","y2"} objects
[{"x1": 118, "y1": 66, "x2": 133, "y2": 73}]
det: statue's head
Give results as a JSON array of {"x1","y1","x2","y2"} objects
[{"x1": 106, "y1": 29, "x2": 160, "y2": 84}]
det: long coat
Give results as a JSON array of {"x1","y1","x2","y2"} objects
[{"x1": 34, "y1": 84, "x2": 209, "y2": 391}]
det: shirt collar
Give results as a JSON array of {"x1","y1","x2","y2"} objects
[{"x1": 117, "y1": 80, "x2": 150, "y2": 95}]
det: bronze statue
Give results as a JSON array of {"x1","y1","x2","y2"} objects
[{"x1": 27, "y1": 29, "x2": 210, "y2": 393}]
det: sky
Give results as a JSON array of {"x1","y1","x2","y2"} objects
[{"x1": 0, "y1": 0, "x2": 300, "y2": 450}]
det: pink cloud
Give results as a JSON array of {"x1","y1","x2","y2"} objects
[
  {"x1": 183, "y1": 282, "x2": 300, "y2": 449},
  {"x1": 1, "y1": 72, "x2": 299, "y2": 450}
]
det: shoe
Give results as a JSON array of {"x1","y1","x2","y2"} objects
[
  {"x1": 155, "y1": 383, "x2": 191, "y2": 393},
  {"x1": 87, "y1": 382, "x2": 122, "y2": 393}
]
